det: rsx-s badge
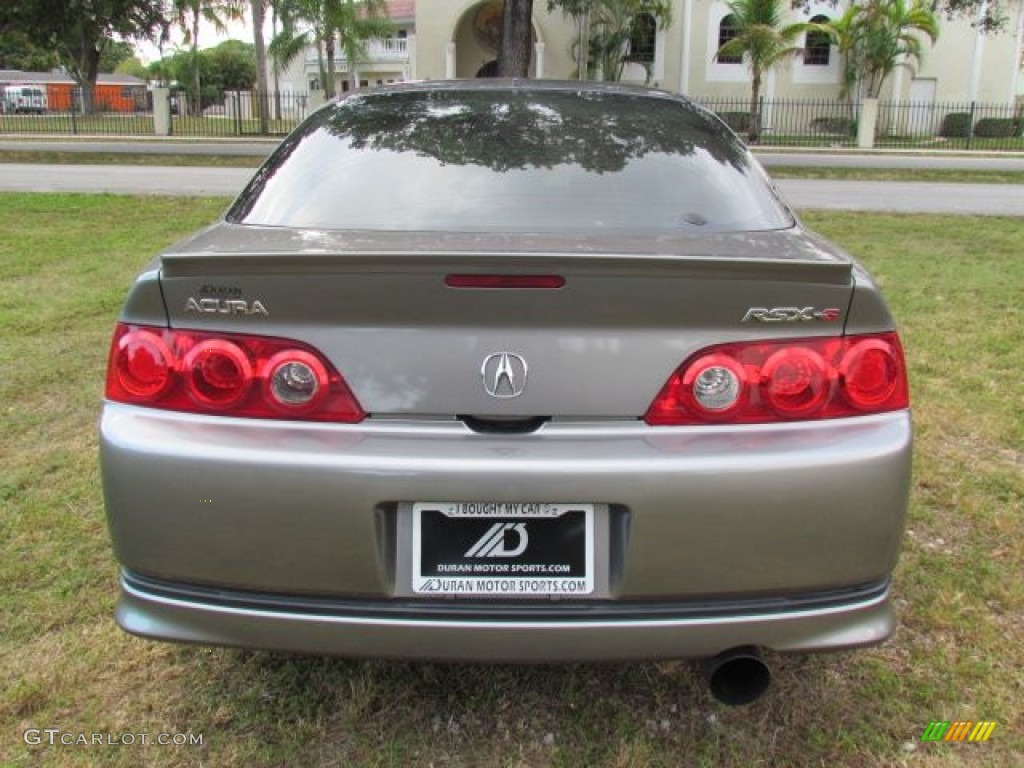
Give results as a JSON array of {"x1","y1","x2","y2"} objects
[
  {"x1": 742, "y1": 307, "x2": 841, "y2": 323},
  {"x1": 184, "y1": 297, "x2": 270, "y2": 316}
]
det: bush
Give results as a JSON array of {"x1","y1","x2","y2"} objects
[
  {"x1": 716, "y1": 111, "x2": 750, "y2": 133},
  {"x1": 809, "y1": 116, "x2": 855, "y2": 135},
  {"x1": 940, "y1": 112, "x2": 972, "y2": 138},
  {"x1": 973, "y1": 117, "x2": 1020, "y2": 138}
]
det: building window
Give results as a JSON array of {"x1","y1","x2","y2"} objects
[
  {"x1": 627, "y1": 12, "x2": 657, "y2": 64},
  {"x1": 309, "y1": 77, "x2": 321, "y2": 91},
  {"x1": 717, "y1": 15, "x2": 742, "y2": 64},
  {"x1": 804, "y1": 16, "x2": 831, "y2": 66}
]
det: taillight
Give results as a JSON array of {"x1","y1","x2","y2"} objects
[
  {"x1": 645, "y1": 333, "x2": 908, "y2": 425},
  {"x1": 105, "y1": 324, "x2": 365, "y2": 422}
]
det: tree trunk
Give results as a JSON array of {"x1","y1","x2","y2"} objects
[
  {"x1": 748, "y1": 71, "x2": 761, "y2": 144},
  {"x1": 251, "y1": 0, "x2": 270, "y2": 134},
  {"x1": 325, "y1": 34, "x2": 336, "y2": 99},
  {"x1": 80, "y1": 45, "x2": 101, "y2": 114},
  {"x1": 271, "y1": 4, "x2": 282, "y2": 120},
  {"x1": 192, "y1": 10, "x2": 202, "y2": 115},
  {"x1": 498, "y1": 0, "x2": 534, "y2": 77}
]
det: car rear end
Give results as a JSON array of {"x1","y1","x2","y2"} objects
[{"x1": 100, "y1": 82, "x2": 911, "y2": 664}]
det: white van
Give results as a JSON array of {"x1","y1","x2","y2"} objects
[{"x1": 2, "y1": 86, "x2": 48, "y2": 114}]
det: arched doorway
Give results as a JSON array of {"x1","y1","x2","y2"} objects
[{"x1": 450, "y1": 1, "x2": 542, "y2": 79}]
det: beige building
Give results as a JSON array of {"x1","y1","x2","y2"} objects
[{"x1": 279, "y1": 1, "x2": 1024, "y2": 106}]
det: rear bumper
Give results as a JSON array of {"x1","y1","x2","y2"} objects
[
  {"x1": 101, "y1": 404, "x2": 911, "y2": 658},
  {"x1": 118, "y1": 571, "x2": 896, "y2": 661}
]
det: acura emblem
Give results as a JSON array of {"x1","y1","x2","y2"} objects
[{"x1": 481, "y1": 353, "x2": 528, "y2": 398}]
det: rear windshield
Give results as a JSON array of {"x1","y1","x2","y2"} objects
[{"x1": 228, "y1": 88, "x2": 792, "y2": 234}]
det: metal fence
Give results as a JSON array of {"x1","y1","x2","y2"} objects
[
  {"x1": 170, "y1": 90, "x2": 314, "y2": 137},
  {"x1": 2, "y1": 87, "x2": 1023, "y2": 150},
  {"x1": 695, "y1": 96, "x2": 1024, "y2": 151},
  {"x1": 0, "y1": 88, "x2": 314, "y2": 137}
]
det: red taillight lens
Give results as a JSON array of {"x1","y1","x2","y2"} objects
[
  {"x1": 105, "y1": 324, "x2": 365, "y2": 422},
  {"x1": 114, "y1": 330, "x2": 173, "y2": 399},
  {"x1": 184, "y1": 339, "x2": 253, "y2": 409},
  {"x1": 761, "y1": 347, "x2": 830, "y2": 417},
  {"x1": 840, "y1": 339, "x2": 901, "y2": 410},
  {"x1": 645, "y1": 333, "x2": 908, "y2": 425}
]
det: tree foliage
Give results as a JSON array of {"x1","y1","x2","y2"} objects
[
  {"x1": 150, "y1": 38, "x2": 257, "y2": 107},
  {"x1": 549, "y1": 0, "x2": 671, "y2": 83},
  {"x1": 795, "y1": 0, "x2": 1007, "y2": 34},
  {"x1": 821, "y1": 0, "x2": 939, "y2": 100},
  {"x1": 271, "y1": 0, "x2": 392, "y2": 98},
  {"x1": 714, "y1": 0, "x2": 811, "y2": 143},
  {"x1": 3, "y1": 0, "x2": 166, "y2": 111},
  {"x1": 0, "y1": 29, "x2": 60, "y2": 71},
  {"x1": 99, "y1": 40, "x2": 139, "y2": 73},
  {"x1": 171, "y1": 1, "x2": 245, "y2": 113}
]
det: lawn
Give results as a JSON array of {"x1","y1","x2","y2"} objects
[{"x1": 1, "y1": 195, "x2": 1020, "y2": 767}]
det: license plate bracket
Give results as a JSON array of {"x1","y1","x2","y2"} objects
[{"x1": 411, "y1": 503, "x2": 595, "y2": 597}]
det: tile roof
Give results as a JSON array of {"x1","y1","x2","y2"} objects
[
  {"x1": 385, "y1": 0, "x2": 415, "y2": 21},
  {"x1": 0, "y1": 69, "x2": 146, "y2": 86}
]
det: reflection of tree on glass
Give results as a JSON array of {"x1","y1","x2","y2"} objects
[
  {"x1": 327, "y1": 89, "x2": 746, "y2": 173},
  {"x1": 230, "y1": 84, "x2": 790, "y2": 235}
]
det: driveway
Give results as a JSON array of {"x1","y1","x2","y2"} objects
[{"x1": 1, "y1": 163, "x2": 1021, "y2": 215}]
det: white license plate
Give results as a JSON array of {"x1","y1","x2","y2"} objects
[{"x1": 411, "y1": 503, "x2": 594, "y2": 596}]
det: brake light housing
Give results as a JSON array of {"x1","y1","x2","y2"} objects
[
  {"x1": 645, "y1": 333, "x2": 909, "y2": 425},
  {"x1": 106, "y1": 324, "x2": 365, "y2": 422}
]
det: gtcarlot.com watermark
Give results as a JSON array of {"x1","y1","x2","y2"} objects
[{"x1": 23, "y1": 728, "x2": 203, "y2": 747}]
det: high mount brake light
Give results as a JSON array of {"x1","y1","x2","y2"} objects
[
  {"x1": 445, "y1": 274, "x2": 566, "y2": 289},
  {"x1": 645, "y1": 333, "x2": 909, "y2": 426},
  {"x1": 105, "y1": 324, "x2": 365, "y2": 422}
]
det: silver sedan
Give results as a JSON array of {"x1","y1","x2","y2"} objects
[{"x1": 100, "y1": 81, "x2": 911, "y2": 705}]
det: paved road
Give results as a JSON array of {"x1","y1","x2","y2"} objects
[
  {"x1": 2, "y1": 139, "x2": 1024, "y2": 170},
  {"x1": 1, "y1": 163, "x2": 1022, "y2": 215}
]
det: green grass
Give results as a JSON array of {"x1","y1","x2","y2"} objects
[
  {"x1": 769, "y1": 166, "x2": 1024, "y2": 184},
  {"x1": 754, "y1": 135, "x2": 1024, "y2": 152},
  {"x1": 1, "y1": 196, "x2": 1021, "y2": 766},
  {"x1": 0, "y1": 149, "x2": 263, "y2": 168}
]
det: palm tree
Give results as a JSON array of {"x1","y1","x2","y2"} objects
[
  {"x1": 251, "y1": 0, "x2": 270, "y2": 132},
  {"x1": 172, "y1": 0, "x2": 245, "y2": 114},
  {"x1": 714, "y1": 0, "x2": 811, "y2": 143},
  {"x1": 851, "y1": 0, "x2": 939, "y2": 98},
  {"x1": 589, "y1": 0, "x2": 671, "y2": 82},
  {"x1": 547, "y1": 0, "x2": 592, "y2": 80},
  {"x1": 823, "y1": 5, "x2": 861, "y2": 106},
  {"x1": 271, "y1": 0, "x2": 392, "y2": 98},
  {"x1": 552, "y1": 0, "x2": 671, "y2": 83}
]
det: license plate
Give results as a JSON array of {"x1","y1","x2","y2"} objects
[{"x1": 412, "y1": 503, "x2": 594, "y2": 596}]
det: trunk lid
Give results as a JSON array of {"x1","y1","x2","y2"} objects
[{"x1": 158, "y1": 224, "x2": 855, "y2": 419}]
